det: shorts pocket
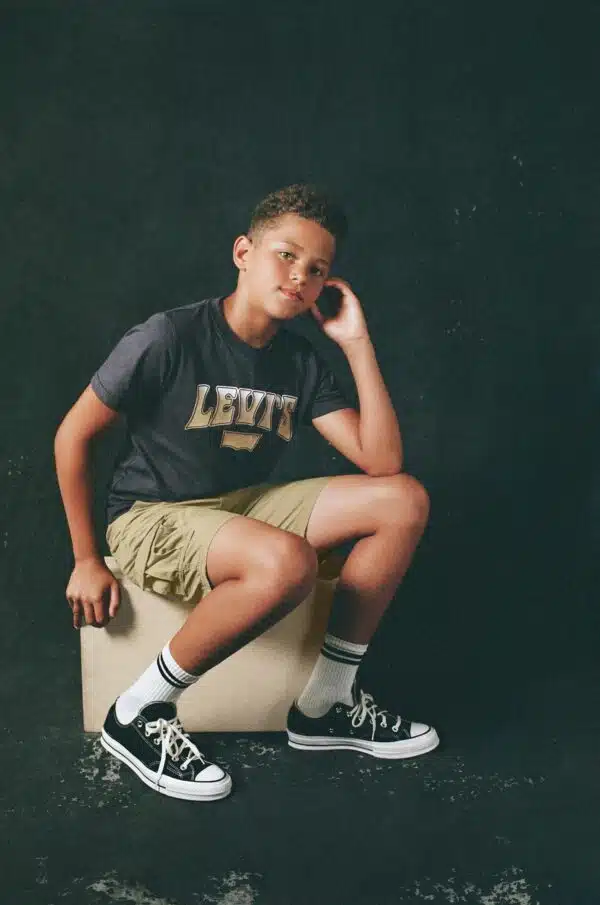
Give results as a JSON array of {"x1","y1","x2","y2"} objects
[{"x1": 140, "y1": 513, "x2": 187, "y2": 601}]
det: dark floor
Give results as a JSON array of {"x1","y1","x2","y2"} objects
[{"x1": 5, "y1": 659, "x2": 600, "y2": 905}]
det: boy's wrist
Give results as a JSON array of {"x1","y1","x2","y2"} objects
[{"x1": 74, "y1": 552, "x2": 104, "y2": 566}]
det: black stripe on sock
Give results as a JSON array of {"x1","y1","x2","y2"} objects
[
  {"x1": 322, "y1": 640, "x2": 364, "y2": 661},
  {"x1": 322, "y1": 649, "x2": 363, "y2": 666},
  {"x1": 157, "y1": 653, "x2": 191, "y2": 689},
  {"x1": 321, "y1": 643, "x2": 364, "y2": 665}
]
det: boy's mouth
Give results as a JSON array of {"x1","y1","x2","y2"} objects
[{"x1": 280, "y1": 287, "x2": 303, "y2": 302}]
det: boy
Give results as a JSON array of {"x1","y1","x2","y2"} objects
[{"x1": 54, "y1": 183, "x2": 439, "y2": 803}]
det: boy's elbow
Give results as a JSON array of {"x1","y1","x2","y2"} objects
[{"x1": 364, "y1": 459, "x2": 403, "y2": 477}]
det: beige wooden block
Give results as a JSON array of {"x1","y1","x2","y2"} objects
[{"x1": 80, "y1": 555, "x2": 338, "y2": 733}]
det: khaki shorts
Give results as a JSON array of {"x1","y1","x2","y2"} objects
[{"x1": 105, "y1": 476, "x2": 342, "y2": 606}]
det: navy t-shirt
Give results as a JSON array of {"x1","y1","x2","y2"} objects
[{"x1": 90, "y1": 296, "x2": 352, "y2": 526}]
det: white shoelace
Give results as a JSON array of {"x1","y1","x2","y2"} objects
[
  {"x1": 349, "y1": 690, "x2": 403, "y2": 740},
  {"x1": 144, "y1": 716, "x2": 209, "y2": 785}
]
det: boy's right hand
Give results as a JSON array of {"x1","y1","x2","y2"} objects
[{"x1": 66, "y1": 558, "x2": 121, "y2": 629}]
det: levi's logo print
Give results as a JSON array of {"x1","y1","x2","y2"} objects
[{"x1": 185, "y1": 385, "x2": 298, "y2": 451}]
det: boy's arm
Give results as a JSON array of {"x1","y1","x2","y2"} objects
[
  {"x1": 54, "y1": 385, "x2": 121, "y2": 563},
  {"x1": 309, "y1": 278, "x2": 402, "y2": 476},
  {"x1": 312, "y1": 334, "x2": 403, "y2": 476},
  {"x1": 56, "y1": 312, "x2": 171, "y2": 568}
]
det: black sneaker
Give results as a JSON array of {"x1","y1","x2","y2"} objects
[
  {"x1": 287, "y1": 680, "x2": 439, "y2": 759},
  {"x1": 100, "y1": 701, "x2": 232, "y2": 801}
]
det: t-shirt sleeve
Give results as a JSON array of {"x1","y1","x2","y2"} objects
[
  {"x1": 90, "y1": 312, "x2": 175, "y2": 417},
  {"x1": 304, "y1": 348, "x2": 354, "y2": 425}
]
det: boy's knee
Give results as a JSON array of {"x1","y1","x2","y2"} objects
[
  {"x1": 255, "y1": 533, "x2": 318, "y2": 598},
  {"x1": 382, "y1": 473, "x2": 431, "y2": 527}
]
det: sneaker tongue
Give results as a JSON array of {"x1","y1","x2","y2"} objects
[{"x1": 139, "y1": 701, "x2": 177, "y2": 722}]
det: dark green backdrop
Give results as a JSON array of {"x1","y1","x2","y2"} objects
[{"x1": 2, "y1": 0, "x2": 598, "y2": 737}]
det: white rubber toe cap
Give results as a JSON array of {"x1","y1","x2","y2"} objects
[
  {"x1": 410, "y1": 722, "x2": 431, "y2": 738},
  {"x1": 195, "y1": 763, "x2": 227, "y2": 782}
]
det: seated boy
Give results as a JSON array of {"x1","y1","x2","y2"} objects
[{"x1": 54, "y1": 183, "x2": 439, "y2": 803}]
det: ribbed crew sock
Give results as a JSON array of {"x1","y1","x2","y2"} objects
[
  {"x1": 115, "y1": 642, "x2": 199, "y2": 724},
  {"x1": 296, "y1": 632, "x2": 368, "y2": 718}
]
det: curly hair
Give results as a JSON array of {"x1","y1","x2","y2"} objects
[{"x1": 247, "y1": 183, "x2": 348, "y2": 245}]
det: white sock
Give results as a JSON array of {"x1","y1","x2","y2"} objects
[
  {"x1": 296, "y1": 632, "x2": 368, "y2": 718},
  {"x1": 115, "y1": 643, "x2": 199, "y2": 724}
]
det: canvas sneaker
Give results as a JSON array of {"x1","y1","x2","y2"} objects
[
  {"x1": 101, "y1": 701, "x2": 232, "y2": 801},
  {"x1": 287, "y1": 679, "x2": 439, "y2": 759}
]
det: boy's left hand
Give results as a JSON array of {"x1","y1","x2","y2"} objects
[{"x1": 310, "y1": 277, "x2": 369, "y2": 347}]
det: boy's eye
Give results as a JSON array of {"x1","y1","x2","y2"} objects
[{"x1": 278, "y1": 250, "x2": 325, "y2": 278}]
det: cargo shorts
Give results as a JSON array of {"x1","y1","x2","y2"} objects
[{"x1": 105, "y1": 476, "x2": 344, "y2": 607}]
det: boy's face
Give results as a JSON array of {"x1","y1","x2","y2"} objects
[{"x1": 235, "y1": 213, "x2": 335, "y2": 318}]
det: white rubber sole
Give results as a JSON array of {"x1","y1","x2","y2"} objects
[
  {"x1": 287, "y1": 727, "x2": 440, "y2": 759},
  {"x1": 100, "y1": 730, "x2": 232, "y2": 801}
]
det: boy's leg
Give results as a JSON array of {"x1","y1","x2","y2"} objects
[
  {"x1": 168, "y1": 516, "x2": 318, "y2": 673},
  {"x1": 305, "y1": 472, "x2": 430, "y2": 644},
  {"x1": 102, "y1": 504, "x2": 319, "y2": 800},
  {"x1": 287, "y1": 471, "x2": 439, "y2": 759}
]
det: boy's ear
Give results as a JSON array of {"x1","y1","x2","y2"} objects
[{"x1": 233, "y1": 234, "x2": 252, "y2": 271}]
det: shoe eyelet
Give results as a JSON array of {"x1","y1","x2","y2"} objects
[
  {"x1": 154, "y1": 739, "x2": 159, "y2": 745},
  {"x1": 137, "y1": 721, "x2": 142, "y2": 728}
]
